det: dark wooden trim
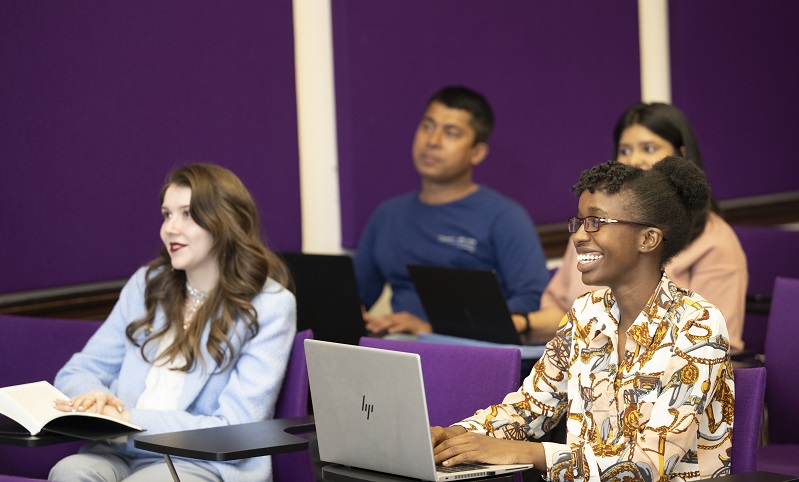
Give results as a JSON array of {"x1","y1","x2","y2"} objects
[
  {"x1": 2, "y1": 190, "x2": 798, "y2": 320},
  {"x1": 0, "y1": 279, "x2": 126, "y2": 320},
  {"x1": 537, "y1": 223, "x2": 572, "y2": 259},
  {"x1": 718, "y1": 191, "x2": 799, "y2": 226}
]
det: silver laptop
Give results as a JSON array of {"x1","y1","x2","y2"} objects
[{"x1": 305, "y1": 339, "x2": 533, "y2": 481}]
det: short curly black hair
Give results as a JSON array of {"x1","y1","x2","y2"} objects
[{"x1": 572, "y1": 156, "x2": 710, "y2": 266}]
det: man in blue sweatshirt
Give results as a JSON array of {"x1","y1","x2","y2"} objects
[{"x1": 354, "y1": 86, "x2": 550, "y2": 335}]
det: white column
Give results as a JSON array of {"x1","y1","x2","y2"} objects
[
  {"x1": 637, "y1": 0, "x2": 672, "y2": 103},
  {"x1": 292, "y1": 0, "x2": 343, "y2": 254}
]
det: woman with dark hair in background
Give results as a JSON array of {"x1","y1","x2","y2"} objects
[
  {"x1": 517, "y1": 103, "x2": 747, "y2": 352},
  {"x1": 49, "y1": 163, "x2": 296, "y2": 482},
  {"x1": 433, "y1": 157, "x2": 735, "y2": 480}
]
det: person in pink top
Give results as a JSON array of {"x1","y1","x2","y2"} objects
[{"x1": 514, "y1": 103, "x2": 747, "y2": 351}]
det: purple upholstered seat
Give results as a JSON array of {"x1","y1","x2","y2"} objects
[
  {"x1": 358, "y1": 337, "x2": 521, "y2": 427},
  {"x1": 272, "y1": 328, "x2": 315, "y2": 482},
  {"x1": 758, "y1": 277, "x2": 799, "y2": 476},
  {"x1": 275, "y1": 328, "x2": 313, "y2": 419},
  {"x1": 0, "y1": 314, "x2": 100, "y2": 480},
  {"x1": 731, "y1": 367, "x2": 766, "y2": 474},
  {"x1": 733, "y1": 226, "x2": 799, "y2": 355}
]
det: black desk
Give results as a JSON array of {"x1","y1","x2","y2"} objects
[
  {"x1": 0, "y1": 418, "x2": 79, "y2": 447},
  {"x1": 1, "y1": 416, "x2": 313, "y2": 455},
  {"x1": 133, "y1": 415, "x2": 313, "y2": 461},
  {"x1": 0, "y1": 431, "x2": 78, "y2": 448},
  {"x1": 133, "y1": 415, "x2": 314, "y2": 482}
]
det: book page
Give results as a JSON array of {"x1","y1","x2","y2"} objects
[
  {"x1": 0, "y1": 381, "x2": 69, "y2": 434},
  {"x1": 0, "y1": 381, "x2": 142, "y2": 436}
]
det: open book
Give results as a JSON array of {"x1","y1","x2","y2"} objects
[{"x1": 0, "y1": 381, "x2": 142, "y2": 441}]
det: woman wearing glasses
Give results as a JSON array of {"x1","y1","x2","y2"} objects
[
  {"x1": 432, "y1": 157, "x2": 734, "y2": 480},
  {"x1": 518, "y1": 103, "x2": 747, "y2": 352}
]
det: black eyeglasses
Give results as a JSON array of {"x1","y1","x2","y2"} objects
[{"x1": 567, "y1": 216, "x2": 657, "y2": 233}]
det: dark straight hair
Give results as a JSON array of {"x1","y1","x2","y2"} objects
[
  {"x1": 612, "y1": 102, "x2": 719, "y2": 215},
  {"x1": 425, "y1": 86, "x2": 494, "y2": 145}
]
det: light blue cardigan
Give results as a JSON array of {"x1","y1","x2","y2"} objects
[{"x1": 55, "y1": 266, "x2": 297, "y2": 481}]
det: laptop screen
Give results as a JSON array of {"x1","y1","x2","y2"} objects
[
  {"x1": 407, "y1": 265, "x2": 521, "y2": 345},
  {"x1": 306, "y1": 339, "x2": 440, "y2": 480},
  {"x1": 280, "y1": 252, "x2": 366, "y2": 345}
]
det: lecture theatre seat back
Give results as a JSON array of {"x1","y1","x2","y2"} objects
[
  {"x1": 758, "y1": 277, "x2": 799, "y2": 476},
  {"x1": 358, "y1": 337, "x2": 521, "y2": 427},
  {"x1": 733, "y1": 225, "x2": 799, "y2": 355},
  {"x1": 272, "y1": 328, "x2": 315, "y2": 482},
  {"x1": 0, "y1": 314, "x2": 100, "y2": 479},
  {"x1": 730, "y1": 367, "x2": 766, "y2": 474}
]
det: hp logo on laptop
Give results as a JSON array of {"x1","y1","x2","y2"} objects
[{"x1": 361, "y1": 395, "x2": 374, "y2": 420}]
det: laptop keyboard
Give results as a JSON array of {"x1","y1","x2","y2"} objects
[{"x1": 437, "y1": 463, "x2": 489, "y2": 473}]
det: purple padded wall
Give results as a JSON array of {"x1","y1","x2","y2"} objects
[
  {"x1": 0, "y1": 1, "x2": 301, "y2": 293},
  {"x1": 670, "y1": 0, "x2": 799, "y2": 200},
  {"x1": 333, "y1": 2, "x2": 641, "y2": 248}
]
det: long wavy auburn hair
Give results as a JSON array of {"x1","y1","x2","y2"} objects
[{"x1": 125, "y1": 163, "x2": 290, "y2": 372}]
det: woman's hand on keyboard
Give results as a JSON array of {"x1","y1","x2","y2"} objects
[
  {"x1": 433, "y1": 430, "x2": 542, "y2": 467},
  {"x1": 431, "y1": 425, "x2": 467, "y2": 448}
]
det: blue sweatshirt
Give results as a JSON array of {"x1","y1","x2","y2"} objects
[{"x1": 354, "y1": 186, "x2": 550, "y2": 320}]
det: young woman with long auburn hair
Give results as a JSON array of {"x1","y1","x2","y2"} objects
[{"x1": 49, "y1": 163, "x2": 296, "y2": 482}]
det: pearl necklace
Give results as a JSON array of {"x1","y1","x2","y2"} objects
[{"x1": 183, "y1": 282, "x2": 208, "y2": 330}]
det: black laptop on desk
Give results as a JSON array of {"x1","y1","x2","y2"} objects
[
  {"x1": 407, "y1": 264, "x2": 522, "y2": 345},
  {"x1": 279, "y1": 252, "x2": 366, "y2": 346}
]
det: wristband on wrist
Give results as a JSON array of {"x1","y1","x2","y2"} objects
[{"x1": 512, "y1": 312, "x2": 531, "y2": 333}]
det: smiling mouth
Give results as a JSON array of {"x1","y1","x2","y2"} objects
[
  {"x1": 577, "y1": 253, "x2": 603, "y2": 264},
  {"x1": 169, "y1": 243, "x2": 186, "y2": 253}
]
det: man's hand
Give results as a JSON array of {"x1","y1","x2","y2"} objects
[{"x1": 364, "y1": 311, "x2": 432, "y2": 335}]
